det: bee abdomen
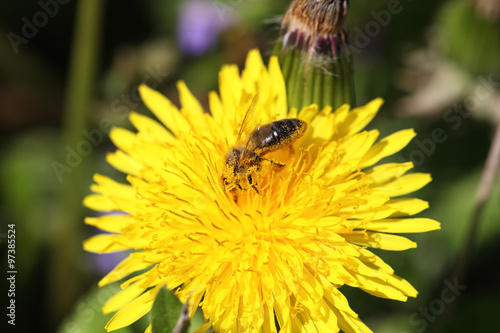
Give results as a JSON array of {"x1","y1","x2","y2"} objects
[{"x1": 255, "y1": 118, "x2": 307, "y2": 154}]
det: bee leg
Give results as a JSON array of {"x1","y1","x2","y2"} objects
[
  {"x1": 247, "y1": 174, "x2": 260, "y2": 194},
  {"x1": 261, "y1": 158, "x2": 285, "y2": 170},
  {"x1": 270, "y1": 159, "x2": 285, "y2": 167},
  {"x1": 257, "y1": 155, "x2": 285, "y2": 168}
]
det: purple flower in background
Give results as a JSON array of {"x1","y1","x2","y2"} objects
[
  {"x1": 88, "y1": 245, "x2": 129, "y2": 275},
  {"x1": 177, "y1": 0, "x2": 236, "y2": 56}
]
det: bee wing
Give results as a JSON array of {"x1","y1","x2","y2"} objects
[
  {"x1": 240, "y1": 121, "x2": 273, "y2": 161},
  {"x1": 235, "y1": 94, "x2": 259, "y2": 146}
]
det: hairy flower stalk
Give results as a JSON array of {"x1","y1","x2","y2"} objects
[{"x1": 274, "y1": 0, "x2": 355, "y2": 110}]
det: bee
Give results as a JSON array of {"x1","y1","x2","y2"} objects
[{"x1": 221, "y1": 96, "x2": 308, "y2": 196}]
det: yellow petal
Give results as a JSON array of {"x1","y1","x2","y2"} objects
[
  {"x1": 378, "y1": 173, "x2": 432, "y2": 197},
  {"x1": 268, "y1": 56, "x2": 287, "y2": 119},
  {"x1": 338, "y1": 315, "x2": 373, "y2": 333},
  {"x1": 106, "y1": 150, "x2": 141, "y2": 176},
  {"x1": 299, "y1": 104, "x2": 321, "y2": 124},
  {"x1": 193, "y1": 321, "x2": 214, "y2": 333},
  {"x1": 129, "y1": 111, "x2": 174, "y2": 142},
  {"x1": 83, "y1": 234, "x2": 129, "y2": 253},
  {"x1": 366, "y1": 162, "x2": 414, "y2": 186},
  {"x1": 324, "y1": 289, "x2": 373, "y2": 333},
  {"x1": 358, "y1": 266, "x2": 418, "y2": 299},
  {"x1": 344, "y1": 232, "x2": 417, "y2": 251},
  {"x1": 90, "y1": 174, "x2": 135, "y2": 198},
  {"x1": 177, "y1": 81, "x2": 207, "y2": 130},
  {"x1": 219, "y1": 64, "x2": 242, "y2": 117},
  {"x1": 243, "y1": 49, "x2": 265, "y2": 87},
  {"x1": 364, "y1": 218, "x2": 441, "y2": 233},
  {"x1": 386, "y1": 198, "x2": 429, "y2": 217},
  {"x1": 352, "y1": 272, "x2": 409, "y2": 301},
  {"x1": 138, "y1": 84, "x2": 191, "y2": 135},
  {"x1": 178, "y1": 80, "x2": 204, "y2": 116},
  {"x1": 98, "y1": 256, "x2": 153, "y2": 287},
  {"x1": 103, "y1": 279, "x2": 146, "y2": 314},
  {"x1": 331, "y1": 104, "x2": 350, "y2": 129},
  {"x1": 349, "y1": 206, "x2": 397, "y2": 220},
  {"x1": 208, "y1": 90, "x2": 224, "y2": 122},
  {"x1": 83, "y1": 194, "x2": 118, "y2": 211},
  {"x1": 309, "y1": 110, "x2": 336, "y2": 140},
  {"x1": 338, "y1": 130, "x2": 379, "y2": 163},
  {"x1": 336, "y1": 98, "x2": 383, "y2": 138},
  {"x1": 84, "y1": 214, "x2": 130, "y2": 234},
  {"x1": 383, "y1": 274, "x2": 418, "y2": 298},
  {"x1": 358, "y1": 248, "x2": 394, "y2": 274},
  {"x1": 105, "y1": 286, "x2": 159, "y2": 331},
  {"x1": 324, "y1": 287, "x2": 359, "y2": 317},
  {"x1": 109, "y1": 127, "x2": 137, "y2": 154},
  {"x1": 360, "y1": 129, "x2": 416, "y2": 168}
]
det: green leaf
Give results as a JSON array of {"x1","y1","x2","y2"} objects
[
  {"x1": 57, "y1": 284, "x2": 134, "y2": 333},
  {"x1": 151, "y1": 287, "x2": 190, "y2": 333}
]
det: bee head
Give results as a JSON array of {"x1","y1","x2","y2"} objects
[
  {"x1": 221, "y1": 148, "x2": 246, "y2": 194},
  {"x1": 221, "y1": 175, "x2": 239, "y2": 194}
]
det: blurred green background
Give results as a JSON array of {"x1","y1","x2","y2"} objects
[{"x1": 1, "y1": 0, "x2": 499, "y2": 332}]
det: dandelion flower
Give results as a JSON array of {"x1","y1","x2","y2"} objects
[{"x1": 84, "y1": 49, "x2": 440, "y2": 333}]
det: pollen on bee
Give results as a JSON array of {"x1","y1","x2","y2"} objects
[{"x1": 220, "y1": 118, "x2": 308, "y2": 199}]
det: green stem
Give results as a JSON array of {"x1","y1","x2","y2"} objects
[
  {"x1": 333, "y1": 60, "x2": 343, "y2": 109},
  {"x1": 276, "y1": 44, "x2": 294, "y2": 83},
  {"x1": 341, "y1": 48, "x2": 355, "y2": 106},
  {"x1": 322, "y1": 62, "x2": 333, "y2": 109},
  {"x1": 287, "y1": 50, "x2": 302, "y2": 110},
  {"x1": 312, "y1": 65, "x2": 322, "y2": 109},
  {"x1": 303, "y1": 62, "x2": 315, "y2": 107},
  {"x1": 292, "y1": 54, "x2": 306, "y2": 109},
  {"x1": 49, "y1": 0, "x2": 104, "y2": 325}
]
